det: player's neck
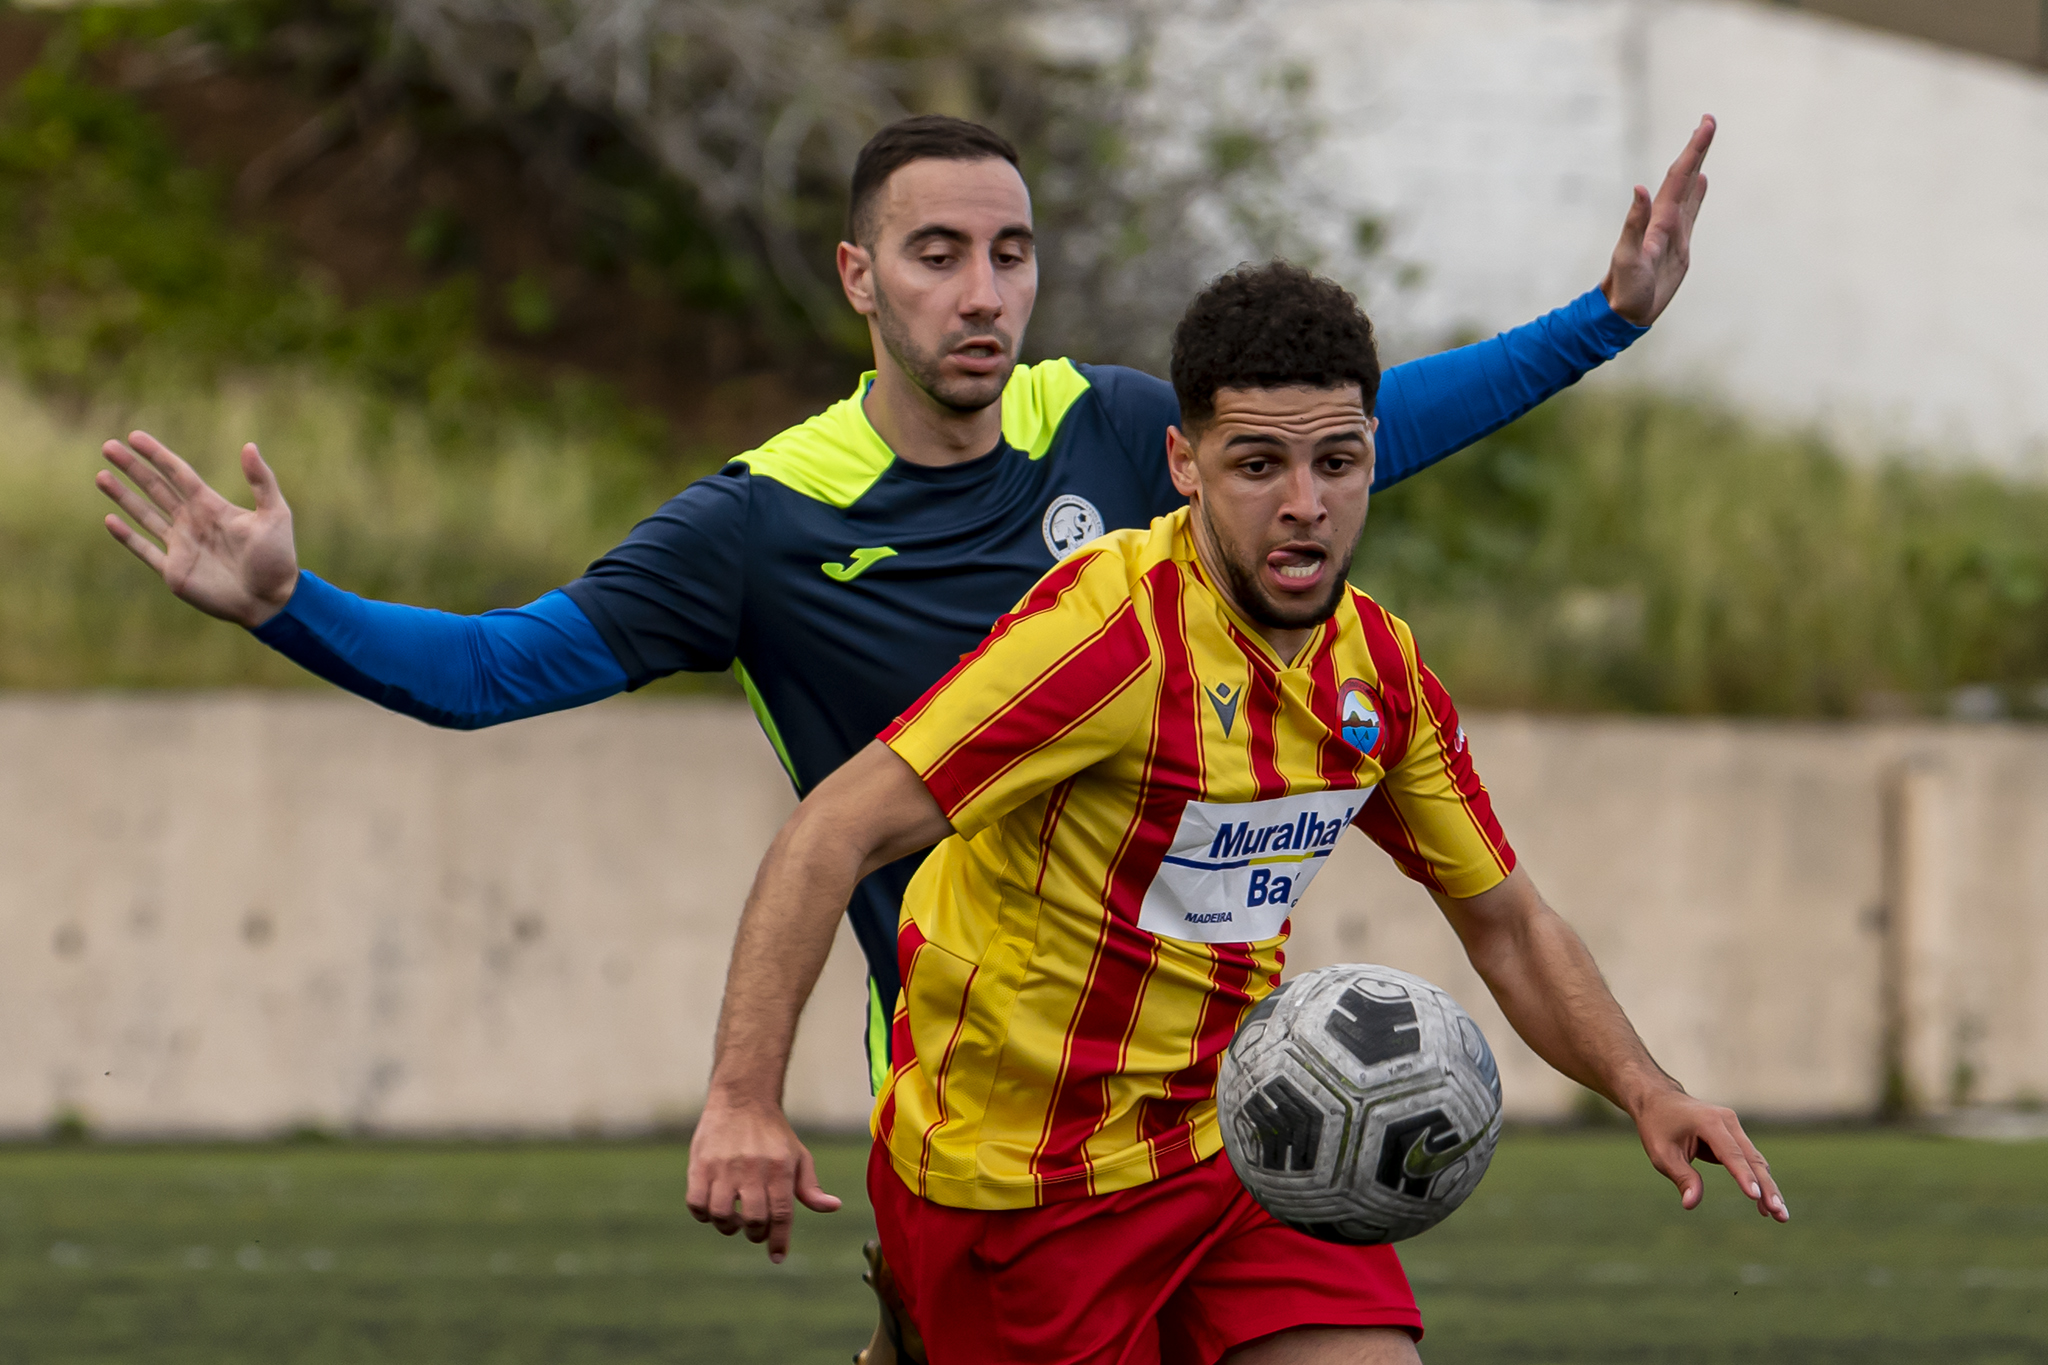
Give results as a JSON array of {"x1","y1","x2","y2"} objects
[{"x1": 862, "y1": 364, "x2": 1005, "y2": 469}]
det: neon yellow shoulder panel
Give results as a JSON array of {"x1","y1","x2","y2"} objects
[
  {"x1": 1002, "y1": 358, "x2": 1094, "y2": 460},
  {"x1": 733, "y1": 360, "x2": 1095, "y2": 507},
  {"x1": 730, "y1": 375, "x2": 897, "y2": 508}
]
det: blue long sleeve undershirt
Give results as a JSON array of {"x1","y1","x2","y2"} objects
[
  {"x1": 253, "y1": 577, "x2": 628, "y2": 729},
  {"x1": 253, "y1": 288, "x2": 1644, "y2": 729}
]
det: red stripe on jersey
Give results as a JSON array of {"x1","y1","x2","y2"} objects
[
  {"x1": 1350, "y1": 593, "x2": 1437, "y2": 884},
  {"x1": 1356, "y1": 785, "x2": 1439, "y2": 890},
  {"x1": 1231, "y1": 626, "x2": 1289, "y2": 800},
  {"x1": 1308, "y1": 624, "x2": 1368, "y2": 789},
  {"x1": 1134, "y1": 942, "x2": 1260, "y2": 1175},
  {"x1": 1033, "y1": 778, "x2": 1078, "y2": 897},
  {"x1": 918, "y1": 601, "x2": 1151, "y2": 819},
  {"x1": 1030, "y1": 563, "x2": 1202, "y2": 1198},
  {"x1": 916, "y1": 955, "x2": 982, "y2": 1191},
  {"x1": 882, "y1": 550, "x2": 1102, "y2": 741},
  {"x1": 1419, "y1": 663, "x2": 1516, "y2": 876}
]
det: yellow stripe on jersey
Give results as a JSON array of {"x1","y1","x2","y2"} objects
[{"x1": 875, "y1": 506, "x2": 1514, "y2": 1210}]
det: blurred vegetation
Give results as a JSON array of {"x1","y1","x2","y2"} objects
[
  {"x1": 2, "y1": 4, "x2": 2047, "y2": 713},
  {"x1": 1356, "y1": 396, "x2": 2048, "y2": 719}
]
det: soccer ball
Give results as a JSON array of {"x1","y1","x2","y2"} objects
[{"x1": 1218, "y1": 964, "x2": 1503, "y2": 1244}]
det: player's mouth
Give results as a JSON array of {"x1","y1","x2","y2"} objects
[
  {"x1": 948, "y1": 336, "x2": 1010, "y2": 376},
  {"x1": 1264, "y1": 544, "x2": 1328, "y2": 594}
]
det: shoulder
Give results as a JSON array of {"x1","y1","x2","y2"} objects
[
  {"x1": 1342, "y1": 586, "x2": 1425, "y2": 700},
  {"x1": 729, "y1": 381, "x2": 893, "y2": 507}
]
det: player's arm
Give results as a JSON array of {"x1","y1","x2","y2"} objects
[
  {"x1": 686, "y1": 741, "x2": 954, "y2": 1260},
  {"x1": 1367, "y1": 116, "x2": 1714, "y2": 491},
  {"x1": 1428, "y1": 867, "x2": 1788, "y2": 1224},
  {"x1": 97, "y1": 431, "x2": 639, "y2": 728}
]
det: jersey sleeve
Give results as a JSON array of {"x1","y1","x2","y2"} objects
[
  {"x1": 880, "y1": 549, "x2": 1154, "y2": 840},
  {"x1": 1077, "y1": 363, "x2": 1185, "y2": 518},
  {"x1": 1353, "y1": 624, "x2": 1516, "y2": 898},
  {"x1": 251, "y1": 573, "x2": 628, "y2": 729},
  {"x1": 1372, "y1": 288, "x2": 1646, "y2": 491},
  {"x1": 558, "y1": 466, "x2": 751, "y2": 686}
]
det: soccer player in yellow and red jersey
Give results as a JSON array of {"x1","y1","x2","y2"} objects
[{"x1": 688, "y1": 262, "x2": 1788, "y2": 1364}]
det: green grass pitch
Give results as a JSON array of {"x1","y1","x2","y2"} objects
[{"x1": 0, "y1": 1129, "x2": 2041, "y2": 1363}]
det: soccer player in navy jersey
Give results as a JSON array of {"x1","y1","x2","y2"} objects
[{"x1": 96, "y1": 110, "x2": 1710, "y2": 1360}]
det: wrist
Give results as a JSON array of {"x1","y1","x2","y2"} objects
[
  {"x1": 1614, "y1": 1070, "x2": 1686, "y2": 1121},
  {"x1": 243, "y1": 570, "x2": 300, "y2": 630}
]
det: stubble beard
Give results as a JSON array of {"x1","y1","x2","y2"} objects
[
  {"x1": 1197, "y1": 499, "x2": 1355, "y2": 632},
  {"x1": 873, "y1": 283, "x2": 1016, "y2": 414}
]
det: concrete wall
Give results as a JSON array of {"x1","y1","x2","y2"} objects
[
  {"x1": 3, "y1": 695, "x2": 2044, "y2": 1135},
  {"x1": 1172, "y1": 0, "x2": 2048, "y2": 472}
]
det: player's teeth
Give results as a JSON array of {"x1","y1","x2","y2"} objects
[{"x1": 1278, "y1": 564, "x2": 1317, "y2": 579}]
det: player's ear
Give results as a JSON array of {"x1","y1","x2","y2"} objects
[
  {"x1": 837, "y1": 240, "x2": 877, "y2": 317},
  {"x1": 1166, "y1": 424, "x2": 1202, "y2": 500}
]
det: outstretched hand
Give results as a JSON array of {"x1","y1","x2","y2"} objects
[
  {"x1": 97, "y1": 431, "x2": 299, "y2": 629},
  {"x1": 686, "y1": 1091, "x2": 843, "y2": 1262},
  {"x1": 1600, "y1": 115, "x2": 1715, "y2": 326},
  {"x1": 1634, "y1": 1087, "x2": 1789, "y2": 1222}
]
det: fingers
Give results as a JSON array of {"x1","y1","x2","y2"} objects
[
  {"x1": 127, "y1": 429, "x2": 213, "y2": 503},
  {"x1": 241, "y1": 443, "x2": 286, "y2": 513},
  {"x1": 1654, "y1": 115, "x2": 1716, "y2": 211},
  {"x1": 95, "y1": 469, "x2": 173, "y2": 541},
  {"x1": 103, "y1": 513, "x2": 168, "y2": 575},
  {"x1": 102, "y1": 439, "x2": 185, "y2": 519},
  {"x1": 1695, "y1": 1110, "x2": 1790, "y2": 1223}
]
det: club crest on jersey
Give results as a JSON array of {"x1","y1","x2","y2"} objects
[
  {"x1": 1042, "y1": 494, "x2": 1105, "y2": 558},
  {"x1": 1337, "y1": 679, "x2": 1384, "y2": 757}
]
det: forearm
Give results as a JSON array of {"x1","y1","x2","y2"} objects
[
  {"x1": 1371, "y1": 289, "x2": 1647, "y2": 490},
  {"x1": 1444, "y1": 874, "x2": 1676, "y2": 1114},
  {"x1": 706, "y1": 805, "x2": 871, "y2": 1106},
  {"x1": 705, "y1": 741, "x2": 955, "y2": 1107},
  {"x1": 251, "y1": 571, "x2": 628, "y2": 728}
]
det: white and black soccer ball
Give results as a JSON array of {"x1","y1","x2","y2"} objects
[{"x1": 1218, "y1": 964, "x2": 1503, "y2": 1244}]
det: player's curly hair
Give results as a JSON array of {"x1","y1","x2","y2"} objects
[{"x1": 1170, "y1": 262, "x2": 1380, "y2": 425}]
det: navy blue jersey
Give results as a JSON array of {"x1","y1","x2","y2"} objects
[{"x1": 252, "y1": 292, "x2": 1645, "y2": 1086}]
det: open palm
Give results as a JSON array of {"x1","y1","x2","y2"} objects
[{"x1": 96, "y1": 431, "x2": 300, "y2": 629}]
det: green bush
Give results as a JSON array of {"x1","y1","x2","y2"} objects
[{"x1": 1356, "y1": 391, "x2": 2048, "y2": 717}]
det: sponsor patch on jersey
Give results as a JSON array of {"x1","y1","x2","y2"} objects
[
  {"x1": 1137, "y1": 789, "x2": 1370, "y2": 944},
  {"x1": 1337, "y1": 678, "x2": 1384, "y2": 758},
  {"x1": 1041, "y1": 494, "x2": 1105, "y2": 558}
]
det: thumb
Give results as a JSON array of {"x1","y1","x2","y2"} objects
[
  {"x1": 1618, "y1": 184, "x2": 1652, "y2": 253},
  {"x1": 1646, "y1": 1139, "x2": 1704, "y2": 1209},
  {"x1": 242, "y1": 443, "x2": 286, "y2": 513},
  {"x1": 794, "y1": 1147, "x2": 842, "y2": 1213}
]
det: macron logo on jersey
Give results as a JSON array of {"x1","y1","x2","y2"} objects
[{"x1": 1137, "y1": 790, "x2": 1368, "y2": 944}]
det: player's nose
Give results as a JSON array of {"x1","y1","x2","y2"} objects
[
  {"x1": 1276, "y1": 462, "x2": 1327, "y2": 524},
  {"x1": 958, "y1": 253, "x2": 1004, "y2": 319}
]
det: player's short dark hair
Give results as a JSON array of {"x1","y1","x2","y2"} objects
[
  {"x1": 846, "y1": 115, "x2": 1022, "y2": 247},
  {"x1": 1170, "y1": 262, "x2": 1381, "y2": 426}
]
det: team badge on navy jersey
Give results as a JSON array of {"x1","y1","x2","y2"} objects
[
  {"x1": 1042, "y1": 494, "x2": 1104, "y2": 557},
  {"x1": 1337, "y1": 678, "x2": 1385, "y2": 757}
]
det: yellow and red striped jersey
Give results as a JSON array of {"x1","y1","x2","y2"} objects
[{"x1": 874, "y1": 506, "x2": 1513, "y2": 1210}]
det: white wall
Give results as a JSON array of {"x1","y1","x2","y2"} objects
[
  {"x1": 4, "y1": 695, "x2": 2044, "y2": 1137},
  {"x1": 1182, "y1": 0, "x2": 2048, "y2": 472}
]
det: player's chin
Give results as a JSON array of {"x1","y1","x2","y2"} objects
[
  {"x1": 931, "y1": 364, "x2": 1013, "y2": 414},
  {"x1": 1254, "y1": 576, "x2": 1348, "y2": 630}
]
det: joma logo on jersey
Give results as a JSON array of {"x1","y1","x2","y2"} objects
[{"x1": 1206, "y1": 809, "x2": 1352, "y2": 862}]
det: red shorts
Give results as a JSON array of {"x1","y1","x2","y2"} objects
[{"x1": 866, "y1": 1142, "x2": 1422, "y2": 1365}]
